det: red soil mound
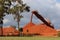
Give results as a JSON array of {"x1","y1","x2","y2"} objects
[
  {"x1": 23, "y1": 23, "x2": 58, "y2": 36},
  {"x1": 0, "y1": 26, "x2": 19, "y2": 36}
]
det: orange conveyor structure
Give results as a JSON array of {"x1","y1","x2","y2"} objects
[{"x1": 32, "y1": 11, "x2": 54, "y2": 29}]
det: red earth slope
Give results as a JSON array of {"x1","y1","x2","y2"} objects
[{"x1": 23, "y1": 22, "x2": 58, "y2": 36}]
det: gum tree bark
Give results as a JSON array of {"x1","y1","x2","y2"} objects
[{"x1": 0, "y1": 18, "x2": 3, "y2": 36}]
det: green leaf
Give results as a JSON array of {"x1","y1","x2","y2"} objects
[{"x1": 19, "y1": 15, "x2": 23, "y2": 18}]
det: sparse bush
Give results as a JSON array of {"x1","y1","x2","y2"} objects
[{"x1": 58, "y1": 31, "x2": 60, "y2": 37}]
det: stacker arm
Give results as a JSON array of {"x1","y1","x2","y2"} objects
[{"x1": 32, "y1": 11, "x2": 54, "y2": 29}]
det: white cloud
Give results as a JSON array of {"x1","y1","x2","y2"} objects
[
  {"x1": 55, "y1": 2, "x2": 60, "y2": 16},
  {"x1": 3, "y1": 19, "x2": 9, "y2": 24},
  {"x1": 56, "y1": 3, "x2": 60, "y2": 8},
  {"x1": 3, "y1": 0, "x2": 60, "y2": 29}
]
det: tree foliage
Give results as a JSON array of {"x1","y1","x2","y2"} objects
[{"x1": 0, "y1": 0, "x2": 30, "y2": 31}]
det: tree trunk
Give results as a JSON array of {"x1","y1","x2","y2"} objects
[
  {"x1": 17, "y1": 14, "x2": 20, "y2": 31},
  {"x1": 18, "y1": 19, "x2": 20, "y2": 31},
  {"x1": 0, "y1": 18, "x2": 3, "y2": 36},
  {"x1": 17, "y1": 14, "x2": 20, "y2": 36}
]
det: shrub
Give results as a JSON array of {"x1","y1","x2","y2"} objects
[{"x1": 58, "y1": 31, "x2": 60, "y2": 37}]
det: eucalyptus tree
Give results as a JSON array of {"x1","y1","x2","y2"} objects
[
  {"x1": 0, "y1": 0, "x2": 12, "y2": 36},
  {"x1": 0, "y1": 0, "x2": 30, "y2": 36},
  {"x1": 9, "y1": 0, "x2": 30, "y2": 31}
]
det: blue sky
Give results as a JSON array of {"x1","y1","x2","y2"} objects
[
  {"x1": 56, "y1": 0, "x2": 60, "y2": 2},
  {"x1": 3, "y1": 0, "x2": 60, "y2": 29}
]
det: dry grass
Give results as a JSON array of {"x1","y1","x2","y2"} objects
[{"x1": 0, "y1": 36, "x2": 60, "y2": 40}]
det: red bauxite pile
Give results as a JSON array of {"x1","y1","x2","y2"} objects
[
  {"x1": 23, "y1": 22, "x2": 58, "y2": 36},
  {"x1": 0, "y1": 26, "x2": 19, "y2": 36}
]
